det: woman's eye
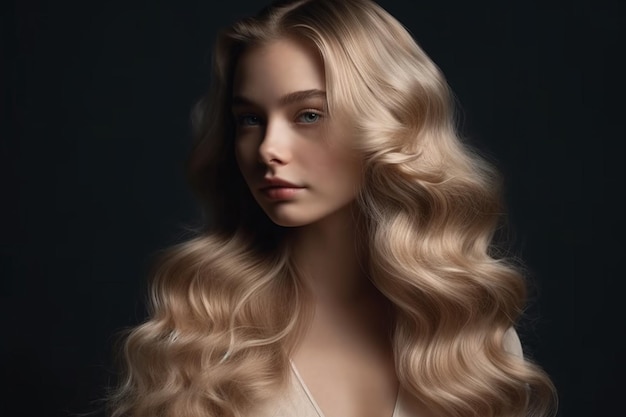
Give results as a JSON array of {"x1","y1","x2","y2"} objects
[
  {"x1": 297, "y1": 112, "x2": 322, "y2": 124},
  {"x1": 236, "y1": 114, "x2": 263, "y2": 126}
]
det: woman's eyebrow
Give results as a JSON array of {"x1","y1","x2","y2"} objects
[{"x1": 231, "y1": 89, "x2": 326, "y2": 108}]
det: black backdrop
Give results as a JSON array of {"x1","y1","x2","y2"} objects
[{"x1": 3, "y1": 0, "x2": 624, "y2": 416}]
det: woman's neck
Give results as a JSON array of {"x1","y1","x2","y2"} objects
[{"x1": 290, "y1": 204, "x2": 373, "y2": 307}]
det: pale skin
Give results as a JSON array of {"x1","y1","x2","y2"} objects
[{"x1": 233, "y1": 37, "x2": 399, "y2": 417}]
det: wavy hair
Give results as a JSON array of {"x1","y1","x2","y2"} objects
[{"x1": 107, "y1": 1, "x2": 557, "y2": 416}]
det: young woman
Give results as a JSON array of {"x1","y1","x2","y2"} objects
[{"x1": 107, "y1": 1, "x2": 557, "y2": 416}]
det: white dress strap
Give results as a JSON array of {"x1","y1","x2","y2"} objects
[
  {"x1": 289, "y1": 360, "x2": 327, "y2": 417},
  {"x1": 288, "y1": 359, "x2": 403, "y2": 417}
]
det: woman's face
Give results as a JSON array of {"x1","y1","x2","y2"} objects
[{"x1": 232, "y1": 37, "x2": 363, "y2": 227}]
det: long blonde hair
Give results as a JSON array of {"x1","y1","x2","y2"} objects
[{"x1": 107, "y1": 1, "x2": 557, "y2": 416}]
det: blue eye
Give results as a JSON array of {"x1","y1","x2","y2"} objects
[{"x1": 297, "y1": 112, "x2": 321, "y2": 124}]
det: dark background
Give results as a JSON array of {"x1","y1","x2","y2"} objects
[{"x1": 3, "y1": 0, "x2": 624, "y2": 416}]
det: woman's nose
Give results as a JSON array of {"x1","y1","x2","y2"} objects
[{"x1": 258, "y1": 119, "x2": 291, "y2": 166}]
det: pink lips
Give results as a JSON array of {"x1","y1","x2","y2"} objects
[{"x1": 259, "y1": 177, "x2": 304, "y2": 200}]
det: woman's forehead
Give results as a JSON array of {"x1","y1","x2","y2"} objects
[{"x1": 232, "y1": 38, "x2": 326, "y2": 102}]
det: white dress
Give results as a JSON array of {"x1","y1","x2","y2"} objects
[
  {"x1": 255, "y1": 328, "x2": 523, "y2": 417},
  {"x1": 255, "y1": 361, "x2": 426, "y2": 417}
]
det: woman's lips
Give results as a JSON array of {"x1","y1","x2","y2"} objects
[
  {"x1": 259, "y1": 177, "x2": 304, "y2": 200},
  {"x1": 260, "y1": 186, "x2": 304, "y2": 200}
]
